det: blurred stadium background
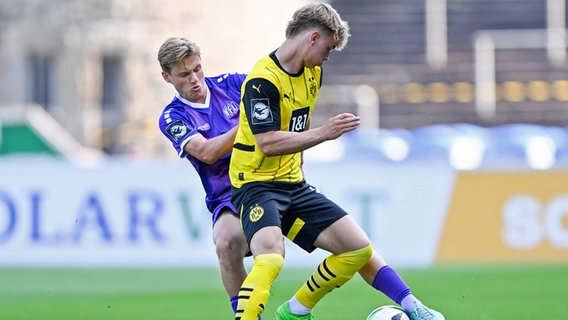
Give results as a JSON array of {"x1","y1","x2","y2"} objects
[
  {"x1": 1, "y1": 0, "x2": 568, "y2": 318},
  {"x1": 1, "y1": 0, "x2": 567, "y2": 168}
]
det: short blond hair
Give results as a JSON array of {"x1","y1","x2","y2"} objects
[
  {"x1": 285, "y1": 2, "x2": 350, "y2": 50},
  {"x1": 157, "y1": 37, "x2": 201, "y2": 74}
]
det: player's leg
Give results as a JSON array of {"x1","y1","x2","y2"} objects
[
  {"x1": 292, "y1": 215, "x2": 373, "y2": 307},
  {"x1": 236, "y1": 226, "x2": 285, "y2": 320},
  {"x1": 278, "y1": 191, "x2": 373, "y2": 320},
  {"x1": 314, "y1": 215, "x2": 371, "y2": 254},
  {"x1": 359, "y1": 250, "x2": 445, "y2": 320},
  {"x1": 233, "y1": 184, "x2": 289, "y2": 320},
  {"x1": 212, "y1": 209, "x2": 249, "y2": 313}
]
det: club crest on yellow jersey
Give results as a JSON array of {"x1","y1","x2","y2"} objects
[{"x1": 308, "y1": 76, "x2": 318, "y2": 98}]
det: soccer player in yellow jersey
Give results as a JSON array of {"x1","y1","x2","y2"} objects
[{"x1": 229, "y1": 3, "x2": 444, "y2": 320}]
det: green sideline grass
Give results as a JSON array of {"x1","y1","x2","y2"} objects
[{"x1": 1, "y1": 264, "x2": 566, "y2": 319}]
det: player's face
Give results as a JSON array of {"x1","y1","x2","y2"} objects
[
  {"x1": 164, "y1": 54, "x2": 206, "y2": 103},
  {"x1": 305, "y1": 33, "x2": 336, "y2": 68}
]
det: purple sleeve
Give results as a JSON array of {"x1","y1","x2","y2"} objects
[
  {"x1": 216, "y1": 73, "x2": 247, "y2": 103},
  {"x1": 158, "y1": 106, "x2": 198, "y2": 158}
]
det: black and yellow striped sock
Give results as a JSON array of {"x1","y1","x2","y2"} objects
[
  {"x1": 295, "y1": 244, "x2": 373, "y2": 309},
  {"x1": 235, "y1": 253, "x2": 284, "y2": 320}
]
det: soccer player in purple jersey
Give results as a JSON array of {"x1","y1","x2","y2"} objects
[{"x1": 157, "y1": 37, "x2": 250, "y2": 316}]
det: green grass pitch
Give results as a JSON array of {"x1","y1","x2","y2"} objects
[{"x1": 1, "y1": 264, "x2": 566, "y2": 319}]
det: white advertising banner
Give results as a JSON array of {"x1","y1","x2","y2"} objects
[
  {"x1": 303, "y1": 161, "x2": 455, "y2": 267},
  {"x1": 0, "y1": 158, "x2": 455, "y2": 267}
]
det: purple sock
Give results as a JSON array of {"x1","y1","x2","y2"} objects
[
  {"x1": 230, "y1": 295, "x2": 238, "y2": 314},
  {"x1": 372, "y1": 265, "x2": 411, "y2": 304}
]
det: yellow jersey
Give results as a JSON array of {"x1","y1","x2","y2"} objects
[{"x1": 229, "y1": 51, "x2": 322, "y2": 188}]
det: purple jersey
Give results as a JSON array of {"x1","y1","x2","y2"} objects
[{"x1": 158, "y1": 73, "x2": 246, "y2": 216}]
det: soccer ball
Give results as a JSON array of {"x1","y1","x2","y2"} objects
[{"x1": 366, "y1": 305, "x2": 410, "y2": 320}]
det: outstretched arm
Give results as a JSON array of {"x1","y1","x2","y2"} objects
[{"x1": 255, "y1": 113, "x2": 360, "y2": 157}]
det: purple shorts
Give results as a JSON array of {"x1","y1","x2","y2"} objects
[{"x1": 211, "y1": 201, "x2": 238, "y2": 227}]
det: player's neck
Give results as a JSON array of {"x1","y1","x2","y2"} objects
[{"x1": 274, "y1": 40, "x2": 305, "y2": 75}]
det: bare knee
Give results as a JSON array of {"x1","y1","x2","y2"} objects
[
  {"x1": 213, "y1": 212, "x2": 249, "y2": 261},
  {"x1": 214, "y1": 229, "x2": 248, "y2": 261}
]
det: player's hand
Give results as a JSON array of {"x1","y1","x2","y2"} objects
[{"x1": 322, "y1": 113, "x2": 360, "y2": 140}]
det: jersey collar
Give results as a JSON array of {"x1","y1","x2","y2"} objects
[{"x1": 175, "y1": 86, "x2": 210, "y2": 109}]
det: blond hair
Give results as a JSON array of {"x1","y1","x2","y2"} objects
[
  {"x1": 157, "y1": 37, "x2": 201, "y2": 74},
  {"x1": 285, "y1": 2, "x2": 350, "y2": 50}
]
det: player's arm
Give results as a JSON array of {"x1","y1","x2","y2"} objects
[
  {"x1": 256, "y1": 114, "x2": 359, "y2": 156},
  {"x1": 243, "y1": 77, "x2": 360, "y2": 157},
  {"x1": 183, "y1": 125, "x2": 238, "y2": 164}
]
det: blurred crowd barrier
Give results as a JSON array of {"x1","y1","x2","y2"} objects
[{"x1": 311, "y1": 123, "x2": 568, "y2": 171}]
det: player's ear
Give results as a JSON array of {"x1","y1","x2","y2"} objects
[
  {"x1": 161, "y1": 71, "x2": 172, "y2": 83},
  {"x1": 310, "y1": 31, "x2": 320, "y2": 45}
]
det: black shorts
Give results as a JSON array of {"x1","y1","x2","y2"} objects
[{"x1": 231, "y1": 181, "x2": 348, "y2": 253}]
